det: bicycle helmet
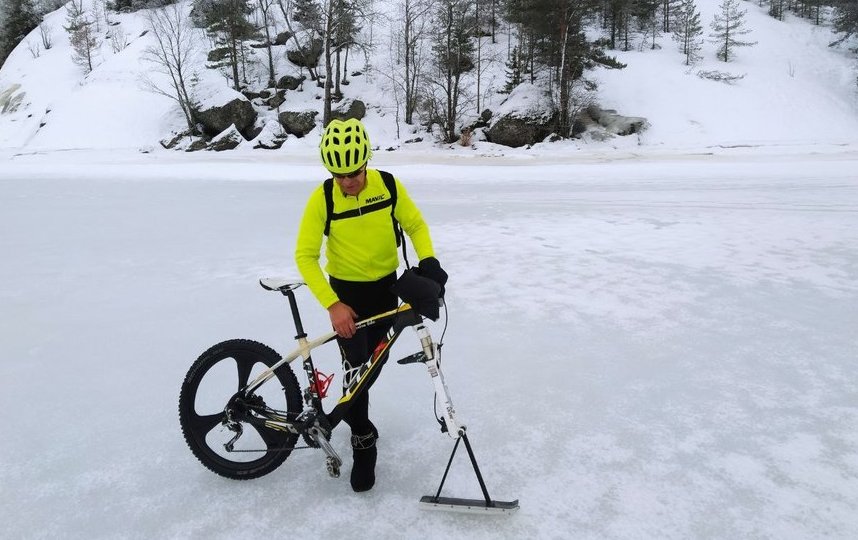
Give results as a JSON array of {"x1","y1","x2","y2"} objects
[{"x1": 320, "y1": 118, "x2": 372, "y2": 174}]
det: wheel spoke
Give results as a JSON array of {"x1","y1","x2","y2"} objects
[
  {"x1": 189, "y1": 411, "x2": 224, "y2": 434},
  {"x1": 256, "y1": 423, "x2": 287, "y2": 451},
  {"x1": 234, "y1": 351, "x2": 255, "y2": 392}
]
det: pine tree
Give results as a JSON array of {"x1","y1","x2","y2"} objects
[
  {"x1": 195, "y1": 0, "x2": 258, "y2": 91},
  {"x1": 710, "y1": 0, "x2": 755, "y2": 62},
  {"x1": 794, "y1": 0, "x2": 824, "y2": 25},
  {"x1": 830, "y1": 0, "x2": 858, "y2": 44},
  {"x1": 672, "y1": 0, "x2": 702, "y2": 65},
  {"x1": 64, "y1": 0, "x2": 100, "y2": 74},
  {"x1": 293, "y1": 0, "x2": 322, "y2": 26},
  {"x1": 633, "y1": 0, "x2": 661, "y2": 50},
  {"x1": 768, "y1": 0, "x2": 786, "y2": 21},
  {"x1": 661, "y1": 0, "x2": 682, "y2": 33},
  {"x1": 426, "y1": 0, "x2": 475, "y2": 142},
  {"x1": 0, "y1": 0, "x2": 40, "y2": 66},
  {"x1": 604, "y1": 0, "x2": 634, "y2": 50},
  {"x1": 501, "y1": 45, "x2": 521, "y2": 93},
  {"x1": 829, "y1": 0, "x2": 858, "y2": 89}
]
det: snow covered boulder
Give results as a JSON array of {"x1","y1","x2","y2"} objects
[
  {"x1": 330, "y1": 98, "x2": 366, "y2": 121},
  {"x1": 1, "y1": 84, "x2": 25, "y2": 115},
  {"x1": 274, "y1": 32, "x2": 293, "y2": 45},
  {"x1": 251, "y1": 119, "x2": 288, "y2": 150},
  {"x1": 208, "y1": 125, "x2": 244, "y2": 151},
  {"x1": 286, "y1": 39, "x2": 323, "y2": 68},
  {"x1": 267, "y1": 90, "x2": 287, "y2": 109},
  {"x1": 278, "y1": 110, "x2": 318, "y2": 137},
  {"x1": 192, "y1": 85, "x2": 257, "y2": 138},
  {"x1": 487, "y1": 83, "x2": 556, "y2": 148},
  {"x1": 585, "y1": 106, "x2": 648, "y2": 136},
  {"x1": 277, "y1": 75, "x2": 305, "y2": 91},
  {"x1": 160, "y1": 130, "x2": 192, "y2": 150}
]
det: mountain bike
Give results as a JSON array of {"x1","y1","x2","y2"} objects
[{"x1": 178, "y1": 271, "x2": 518, "y2": 514}]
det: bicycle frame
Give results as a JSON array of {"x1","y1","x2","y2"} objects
[{"x1": 237, "y1": 280, "x2": 461, "y2": 442}]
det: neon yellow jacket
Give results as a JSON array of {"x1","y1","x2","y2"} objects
[{"x1": 295, "y1": 169, "x2": 435, "y2": 308}]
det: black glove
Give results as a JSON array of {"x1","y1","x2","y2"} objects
[
  {"x1": 392, "y1": 269, "x2": 441, "y2": 320},
  {"x1": 417, "y1": 257, "x2": 448, "y2": 297}
]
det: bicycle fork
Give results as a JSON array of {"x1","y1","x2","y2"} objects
[
  {"x1": 401, "y1": 326, "x2": 520, "y2": 513},
  {"x1": 398, "y1": 323, "x2": 463, "y2": 438}
]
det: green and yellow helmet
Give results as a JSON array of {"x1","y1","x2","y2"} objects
[{"x1": 319, "y1": 118, "x2": 372, "y2": 174}]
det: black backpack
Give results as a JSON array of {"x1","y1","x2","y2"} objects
[{"x1": 323, "y1": 170, "x2": 409, "y2": 266}]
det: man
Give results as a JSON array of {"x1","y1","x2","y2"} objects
[{"x1": 295, "y1": 118, "x2": 447, "y2": 492}]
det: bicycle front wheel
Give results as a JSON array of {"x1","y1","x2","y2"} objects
[{"x1": 179, "y1": 339, "x2": 302, "y2": 480}]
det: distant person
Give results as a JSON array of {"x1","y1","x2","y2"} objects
[{"x1": 295, "y1": 118, "x2": 448, "y2": 492}]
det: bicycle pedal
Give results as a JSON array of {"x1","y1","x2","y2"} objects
[
  {"x1": 326, "y1": 456, "x2": 341, "y2": 478},
  {"x1": 396, "y1": 352, "x2": 427, "y2": 365}
]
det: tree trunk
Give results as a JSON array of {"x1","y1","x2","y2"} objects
[
  {"x1": 558, "y1": 12, "x2": 570, "y2": 137},
  {"x1": 491, "y1": 0, "x2": 496, "y2": 43},
  {"x1": 445, "y1": 3, "x2": 454, "y2": 142},
  {"x1": 259, "y1": 0, "x2": 276, "y2": 86},
  {"x1": 323, "y1": 0, "x2": 335, "y2": 125},
  {"x1": 230, "y1": 34, "x2": 241, "y2": 91},
  {"x1": 335, "y1": 47, "x2": 342, "y2": 98},
  {"x1": 476, "y1": 0, "x2": 481, "y2": 113},
  {"x1": 405, "y1": 1, "x2": 413, "y2": 124}
]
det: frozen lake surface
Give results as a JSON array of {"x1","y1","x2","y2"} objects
[{"x1": 1, "y1": 148, "x2": 857, "y2": 539}]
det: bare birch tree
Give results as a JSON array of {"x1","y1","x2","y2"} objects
[
  {"x1": 142, "y1": 3, "x2": 200, "y2": 132},
  {"x1": 399, "y1": 0, "x2": 432, "y2": 124},
  {"x1": 256, "y1": 0, "x2": 277, "y2": 86}
]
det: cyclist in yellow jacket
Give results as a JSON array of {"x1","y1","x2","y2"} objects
[{"x1": 295, "y1": 118, "x2": 447, "y2": 492}]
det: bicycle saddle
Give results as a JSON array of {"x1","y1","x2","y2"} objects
[{"x1": 259, "y1": 278, "x2": 305, "y2": 292}]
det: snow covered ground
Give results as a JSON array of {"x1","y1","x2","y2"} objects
[{"x1": 1, "y1": 147, "x2": 857, "y2": 538}]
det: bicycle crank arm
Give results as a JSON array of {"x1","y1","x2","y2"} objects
[{"x1": 308, "y1": 425, "x2": 342, "y2": 478}]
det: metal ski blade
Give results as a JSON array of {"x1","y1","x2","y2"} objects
[{"x1": 419, "y1": 496, "x2": 519, "y2": 515}]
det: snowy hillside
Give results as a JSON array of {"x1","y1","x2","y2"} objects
[{"x1": 0, "y1": 0, "x2": 857, "y2": 154}]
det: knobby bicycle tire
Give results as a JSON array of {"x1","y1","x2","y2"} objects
[{"x1": 179, "y1": 339, "x2": 302, "y2": 480}]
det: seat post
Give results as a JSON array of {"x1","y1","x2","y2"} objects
[{"x1": 282, "y1": 288, "x2": 307, "y2": 339}]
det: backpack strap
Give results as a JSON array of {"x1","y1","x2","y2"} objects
[
  {"x1": 323, "y1": 177, "x2": 335, "y2": 236},
  {"x1": 323, "y1": 171, "x2": 411, "y2": 269},
  {"x1": 379, "y1": 170, "x2": 410, "y2": 269},
  {"x1": 379, "y1": 170, "x2": 401, "y2": 247}
]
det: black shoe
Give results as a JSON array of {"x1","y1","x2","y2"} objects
[{"x1": 350, "y1": 429, "x2": 377, "y2": 492}]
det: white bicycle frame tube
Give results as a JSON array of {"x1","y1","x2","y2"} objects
[
  {"x1": 241, "y1": 301, "x2": 464, "y2": 439},
  {"x1": 242, "y1": 305, "x2": 416, "y2": 397}
]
